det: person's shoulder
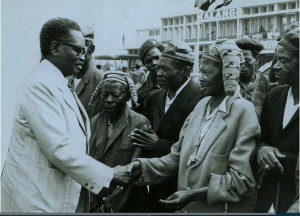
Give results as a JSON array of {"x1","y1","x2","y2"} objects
[
  {"x1": 129, "y1": 109, "x2": 148, "y2": 122},
  {"x1": 90, "y1": 110, "x2": 105, "y2": 125},
  {"x1": 266, "y1": 85, "x2": 289, "y2": 99}
]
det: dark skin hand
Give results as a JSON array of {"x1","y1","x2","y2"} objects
[
  {"x1": 130, "y1": 125, "x2": 158, "y2": 151},
  {"x1": 159, "y1": 187, "x2": 208, "y2": 211},
  {"x1": 103, "y1": 185, "x2": 126, "y2": 212},
  {"x1": 112, "y1": 165, "x2": 131, "y2": 185},
  {"x1": 257, "y1": 145, "x2": 286, "y2": 173}
]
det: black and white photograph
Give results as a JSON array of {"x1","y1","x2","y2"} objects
[{"x1": 1, "y1": 0, "x2": 299, "y2": 214}]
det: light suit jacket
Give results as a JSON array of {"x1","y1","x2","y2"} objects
[
  {"x1": 138, "y1": 92, "x2": 260, "y2": 213},
  {"x1": 1, "y1": 60, "x2": 113, "y2": 213}
]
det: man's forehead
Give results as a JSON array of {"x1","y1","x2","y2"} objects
[
  {"x1": 67, "y1": 30, "x2": 85, "y2": 45},
  {"x1": 276, "y1": 45, "x2": 293, "y2": 57},
  {"x1": 145, "y1": 48, "x2": 161, "y2": 60}
]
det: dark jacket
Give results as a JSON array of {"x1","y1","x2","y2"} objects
[
  {"x1": 143, "y1": 79, "x2": 204, "y2": 212},
  {"x1": 89, "y1": 106, "x2": 150, "y2": 212},
  {"x1": 254, "y1": 85, "x2": 299, "y2": 212},
  {"x1": 75, "y1": 61, "x2": 103, "y2": 118},
  {"x1": 133, "y1": 74, "x2": 160, "y2": 115}
]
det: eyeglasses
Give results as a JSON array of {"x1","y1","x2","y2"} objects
[{"x1": 58, "y1": 40, "x2": 86, "y2": 56}]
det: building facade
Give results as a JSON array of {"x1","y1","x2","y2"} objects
[{"x1": 127, "y1": 0, "x2": 299, "y2": 73}]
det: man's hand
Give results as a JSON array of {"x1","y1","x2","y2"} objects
[
  {"x1": 126, "y1": 161, "x2": 142, "y2": 181},
  {"x1": 103, "y1": 185, "x2": 126, "y2": 212},
  {"x1": 159, "y1": 190, "x2": 194, "y2": 211},
  {"x1": 257, "y1": 146, "x2": 286, "y2": 173},
  {"x1": 159, "y1": 187, "x2": 208, "y2": 211},
  {"x1": 130, "y1": 125, "x2": 158, "y2": 151},
  {"x1": 112, "y1": 165, "x2": 131, "y2": 185}
]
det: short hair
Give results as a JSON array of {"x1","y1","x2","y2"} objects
[{"x1": 40, "y1": 17, "x2": 81, "y2": 58}]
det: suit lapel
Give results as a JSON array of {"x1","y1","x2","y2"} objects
[
  {"x1": 283, "y1": 108, "x2": 299, "y2": 132},
  {"x1": 59, "y1": 86, "x2": 87, "y2": 134},
  {"x1": 152, "y1": 89, "x2": 167, "y2": 131},
  {"x1": 276, "y1": 88, "x2": 289, "y2": 134},
  {"x1": 104, "y1": 107, "x2": 129, "y2": 154},
  {"x1": 75, "y1": 68, "x2": 93, "y2": 95}
]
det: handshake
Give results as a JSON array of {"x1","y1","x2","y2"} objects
[{"x1": 112, "y1": 161, "x2": 142, "y2": 185}]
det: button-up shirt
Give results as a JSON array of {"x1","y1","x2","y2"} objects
[
  {"x1": 283, "y1": 87, "x2": 299, "y2": 128},
  {"x1": 165, "y1": 78, "x2": 191, "y2": 113},
  {"x1": 187, "y1": 96, "x2": 228, "y2": 166}
]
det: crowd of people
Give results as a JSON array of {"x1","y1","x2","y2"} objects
[{"x1": 1, "y1": 17, "x2": 299, "y2": 213}]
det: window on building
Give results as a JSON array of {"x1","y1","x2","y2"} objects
[
  {"x1": 268, "y1": 17, "x2": 274, "y2": 32},
  {"x1": 169, "y1": 19, "x2": 173, "y2": 26},
  {"x1": 174, "y1": 18, "x2": 178, "y2": 25},
  {"x1": 252, "y1": 19, "x2": 259, "y2": 33},
  {"x1": 205, "y1": 23, "x2": 210, "y2": 38},
  {"x1": 228, "y1": 20, "x2": 236, "y2": 36},
  {"x1": 243, "y1": 19, "x2": 250, "y2": 35},
  {"x1": 191, "y1": 25, "x2": 198, "y2": 39},
  {"x1": 243, "y1": 8, "x2": 250, "y2": 15},
  {"x1": 252, "y1": 7, "x2": 259, "y2": 14},
  {"x1": 288, "y1": 2, "x2": 296, "y2": 9},
  {"x1": 180, "y1": 17, "x2": 184, "y2": 24},
  {"x1": 186, "y1": 26, "x2": 191, "y2": 39},
  {"x1": 199, "y1": 24, "x2": 205, "y2": 39},
  {"x1": 219, "y1": 21, "x2": 227, "y2": 37},
  {"x1": 163, "y1": 19, "x2": 167, "y2": 26},
  {"x1": 278, "y1": 3, "x2": 287, "y2": 10},
  {"x1": 163, "y1": 28, "x2": 167, "y2": 41},
  {"x1": 288, "y1": 14, "x2": 297, "y2": 24},
  {"x1": 268, "y1": 5, "x2": 274, "y2": 12},
  {"x1": 187, "y1": 16, "x2": 192, "y2": 23},
  {"x1": 279, "y1": 16, "x2": 288, "y2": 31},
  {"x1": 168, "y1": 28, "x2": 173, "y2": 40},
  {"x1": 260, "y1": 6, "x2": 267, "y2": 13},
  {"x1": 156, "y1": 30, "x2": 160, "y2": 35},
  {"x1": 179, "y1": 26, "x2": 184, "y2": 39},
  {"x1": 192, "y1": 15, "x2": 197, "y2": 23}
]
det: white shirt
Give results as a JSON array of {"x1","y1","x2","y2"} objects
[
  {"x1": 187, "y1": 96, "x2": 228, "y2": 166},
  {"x1": 283, "y1": 87, "x2": 299, "y2": 128},
  {"x1": 73, "y1": 78, "x2": 81, "y2": 89},
  {"x1": 165, "y1": 78, "x2": 191, "y2": 113}
]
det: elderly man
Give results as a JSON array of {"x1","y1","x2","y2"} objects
[
  {"x1": 235, "y1": 36, "x2": 272, "y2": 118},
  {"x1": 130, "y1": 39, "x2": 204, "y2": 212},
  {"x1": 69, "y1": 28, "x2": 103, "y2": 118},
  {"x1": 133, "y1": 39, "x2": 165, "y2": 114},
  {"x1": 254, "y1": 27, "x2": 299, "y2": 213},
  {"x1": 1, "y1": 18, "x2": 130, "y2": 213},
  {"x1": 127, "y1": 39, "x2": 259, "y2": 213}
]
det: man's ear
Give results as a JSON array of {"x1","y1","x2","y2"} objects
[
  {"x1": 255, "y1": 56, "x2": 259, "y2": 64},
  {"x1": 183, "y1": 66, "x2": 191, "y2": 79},
  {"x1": 50, "y1": 41, "x2": 60, "y2": 57}
]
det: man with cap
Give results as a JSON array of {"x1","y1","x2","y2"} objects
[
  {"x1": 253, "y1": 26, "x2": 299, "y2": 213},
  {"x1": 236, "y1": 36, "x2": 272, "y2": 118},
  {"x1": 268, "y1": 22, "x2": 299, "y2": 86},
  {"x1": 130, "y1": 39, "x2": 204, "y2": 212},
  {"x1": 88, "y1": 71, "x2": 149, "y2": 213},
  {"x1": 68, "y1": 28, "x2": 103, "y2": 118},
  {"x1": 133, "y1": 39, "x2": 165, "y2": 114},
  {"x1": 126, "y1": 39, "x2": 259, "y2": 213}
]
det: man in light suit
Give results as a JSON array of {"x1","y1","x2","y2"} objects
[{"x1": 1, "y1": 18, "x2": 130, "y2": 213}]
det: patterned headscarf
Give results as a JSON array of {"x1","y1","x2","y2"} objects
[
  {"x1": 89, "y1": 71, "x2": 139, "y2": 107},
  {"x1": 202, "y1": 39, "x2": 244, "y2": 96}
]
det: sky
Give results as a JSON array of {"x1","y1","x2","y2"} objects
[{"x1": 1, "y1": 0, "x2": 198, "y2": 168}]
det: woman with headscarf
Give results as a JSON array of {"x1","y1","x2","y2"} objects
[{"x1": 88, "y1": 71, "x2": 149, "y2": 213}]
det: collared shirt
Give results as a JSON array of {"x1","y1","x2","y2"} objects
[
  {"x1": 187, "y1": 96, "x2": 228, "y2": 166},
  {"x1": 283, "y1": 87, "x2": 299, "y2": 128},
  {"x1": 107, "y1": 116, "x2": 114, "y2": 138},
  {"x1": 73, "y1": 78, "x2": 81, "y2": 89},
  {"x1": 165, "y1": 78, "x2": 191, "y2": 113}
]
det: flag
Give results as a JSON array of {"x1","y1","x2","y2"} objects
[
  {"x1": 195, "y1": 0, "x2": 233, "y2": 11},
  {"x1": 195, "y1": 0, "x2": 215, "y2": 11},
  {"x1": 215, "y1": 0, "x2": 233, "y2": 10}
]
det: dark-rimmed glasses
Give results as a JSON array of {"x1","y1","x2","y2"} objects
[{"x1": 57, "y1": 40, "x2": 86, "y2": 56}]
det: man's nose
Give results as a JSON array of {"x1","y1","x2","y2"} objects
[
  {"x1": 273, "y1": 60, "x2": 281, "y2": 70},
  {"x1": 106, "y1": 95, "x2": 113, "y2": 102}
]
